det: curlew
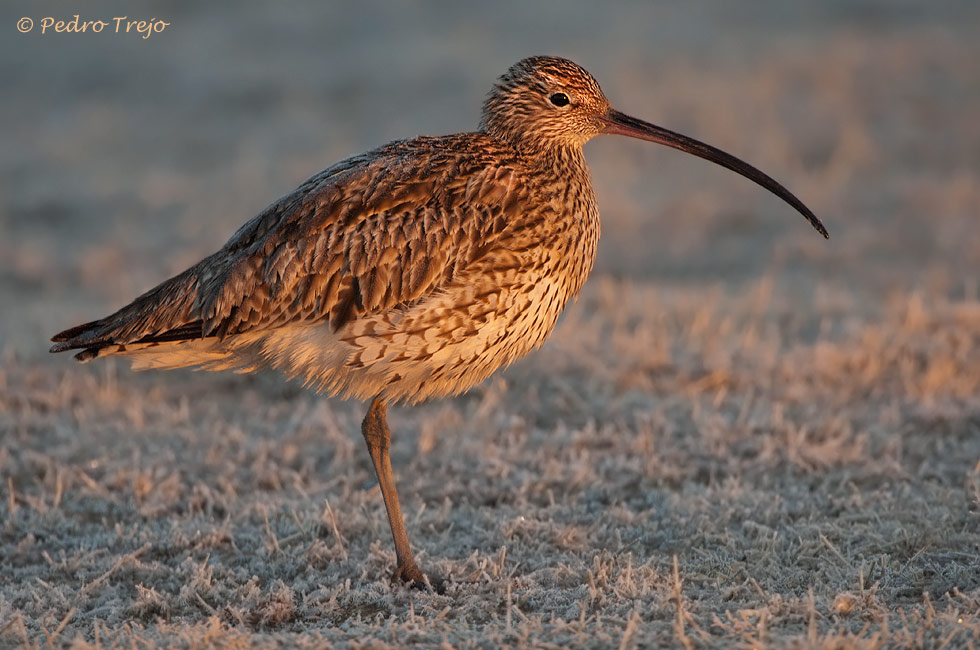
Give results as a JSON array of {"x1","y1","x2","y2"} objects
[{"x1": 51, "y1": 56, "x2": 828, "y2": 590}]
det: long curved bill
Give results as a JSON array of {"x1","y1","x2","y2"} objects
[{"x1": 599, "y1": 108, "x2": 829, "y2": 239}]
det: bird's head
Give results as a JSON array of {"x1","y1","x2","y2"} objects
[
  {"x1": 481, "y1": 56, "x2": 611, "y2": 150},
  {"x1": 482, "y1": 56, "x2": 829, "y2": 238}
]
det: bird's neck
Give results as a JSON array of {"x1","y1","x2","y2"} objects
[
  {"x1": 520, "y1": 141, "x2": 590, "y2": 177},
  {"x1": 526, "y1": 142, "x2": 601, "y2": 298}
]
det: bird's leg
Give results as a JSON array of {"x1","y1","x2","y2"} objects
[{"x1": 361, "y1": 397, "x2": 444, "y2": 592}]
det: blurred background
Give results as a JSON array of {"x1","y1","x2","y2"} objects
[{"x1": 1, "y1": 0, "x2": 978, "y2": 355}]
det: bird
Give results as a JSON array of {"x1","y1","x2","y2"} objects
[{"x1": 51, "y1": 56, "x2": 828, "y2": 591}]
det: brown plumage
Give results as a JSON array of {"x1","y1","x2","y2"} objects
[{"x1": 51, "y1": 56, "x2": 828, "y2": 589}]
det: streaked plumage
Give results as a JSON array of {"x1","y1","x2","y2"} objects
[{"x1": 52, "y1": 56, "x2": 827, "y2": 589}]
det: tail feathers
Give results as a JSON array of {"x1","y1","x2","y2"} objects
[
  {"x1": 50, "y1": 320, "x2": 208, "y2": 362},
  {"x1": 56, "y1": 337, "x2": 249, "y2": 372},
  {"x1": 49, "y1": 317, "x2": 118, "y2": 361},
  {"x1": 50, "y1": 267, "x2": 204, "y2": 361}
]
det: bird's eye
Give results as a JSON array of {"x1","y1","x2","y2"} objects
[{"x1": 549, "y1": 92, "x2": 570, "y2": 107}]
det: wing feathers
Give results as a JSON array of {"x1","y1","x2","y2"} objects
[{"x1": 51, "y1": 134, "x2": 534, "y2": 357}]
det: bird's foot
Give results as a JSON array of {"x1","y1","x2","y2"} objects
[{"x1": 394, "y1": 562, "x2": 446, "y2": 594}]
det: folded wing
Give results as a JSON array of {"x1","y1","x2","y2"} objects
[{"x1": 51, "y1": 136, "x2": 528, "y2": 361}]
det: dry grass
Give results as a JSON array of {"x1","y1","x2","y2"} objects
[{"x1": 2, "y1": 2, "x2": 979, "y2": 648}]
